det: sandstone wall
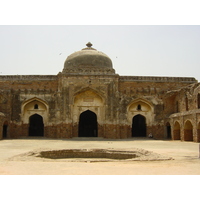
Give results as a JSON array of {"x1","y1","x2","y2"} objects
[{"x1": 0, "y1": 74, "x2": 198, "y2": 140}]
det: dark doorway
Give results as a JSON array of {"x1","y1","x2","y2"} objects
[
  {"x1": 132, "y1": 114, "x2": 146, "y2": 137},
  {"x1": 78, "y1": 110, "x2": 98, "y2": 137},
  {"x1": 198, "y1": 93, "x2": 200, "y2": 109},
  {"x1": 3, "y1": 124, "x2": 8, "y2": 138},
  {"x1": 166, "y1": 122, "x2": 171, "y2": 139},
  {"x1": 29, "y1": 114, "x2": 44, "y2": 136}
]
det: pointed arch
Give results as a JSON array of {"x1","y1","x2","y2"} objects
[
  {"x1": 127, "y1": 98, "x2": 154, "y2": 112},
  {"x1": 73, "y1": 88, "x2": 104, "y2": 124},
  {"x1": 73, "y1": 87, "x2": 105, "y2": 103},
  {"x1": 127, "y1": 98, "x2": 154, "y2": 126},
  {"x1": 166, "y1": 122, "x2": 171, "y2": 139},
  {"x1": 132, "y1": 114, "x2": 146, "y2": 137},
  {"x1": 184, "y1": 120, "x2": 193, "y2": 141},
  {"x1": 2, "y1": 121, "x2": 8, "y2": 138},
  {"x1": 197, "y1": 122, "x2": 200, "y2": 142},
  {"x1": 21, "y1": 97, "x2": 49, "y2": 124},
  {"x1": 29, "y1": 114, "x2": 44, "y2": 136},
  {"x1": 78, "y1": 110, "x2": 98, "y2": 137},
  {"x1": 22, "y1": 97, "x2": 48, "y2": 112},
  {"x1": 173, "y1": 121, "x2": 181, "y2": 140}
]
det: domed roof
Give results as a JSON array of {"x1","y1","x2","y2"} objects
[{"x1": 62, "y1": 42, "x2": 115, "y2": 75}]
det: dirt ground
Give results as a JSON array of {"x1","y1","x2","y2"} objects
[{"x1": 0, "y1": 137, "x2": 200, "y2": 175}]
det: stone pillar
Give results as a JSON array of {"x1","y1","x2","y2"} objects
[{"x1": 180, "y1": 117, "x2": 184, "y2": 141}]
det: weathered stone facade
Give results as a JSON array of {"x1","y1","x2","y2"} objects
[
  {"x1": 0, "y1": 43, "x2": 199, "y2": 142},
  {"x1": 164, "y1": 82, "x2": 200, "y2": 142}
]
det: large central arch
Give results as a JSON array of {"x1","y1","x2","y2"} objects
[
  {"x1": 29, "y1": 114, "x2": 44, "y2": 136},
  {"x1": 73, "y1": 89, "x2": 104, "y2": 123},
  {"x1": 132, "y1": 114, "x2": 146, "y2": 137},
  {"x1": 78, "y1": 110, "x2": 98, "y2": 137},
  {"x1": 72, "y1": 89, "x2": 104, "y2": 137}
]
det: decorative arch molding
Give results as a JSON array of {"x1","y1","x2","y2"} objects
[
  {"x1": 184, "y1": 119, "x2": 193, "y2": 128},
  {"x1": 127, "y1": 98, "x2": 154, "y2": 110},
  {"x1": 174, "y1": 120, "x2": 181, "y2": 128},
  {"x1": 72, "y1": 88, "x2": 105, "y2": 124},
  {"x1": 21, "y1": 97, "x2": 49, "y2": 124},
  {"x1": 127, "y1": 98, "x2": 154, "y2": 125},
  {"x1": 22, "y1": 97, "x2": 49, "y2": 111},
  {"x1": 73, "y1": 87, "x2": 105, "y2": 104},
  {"x1": 165, "y1": 121, "x2": 171, "y2": 126}
]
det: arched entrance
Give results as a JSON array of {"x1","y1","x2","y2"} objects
[
  {"x1": 3, "y1": 121, "x2": 8, "y2": 138},
  {"x1": 184, "y1": 120, "x2": 193, "y2": 141},
  {"x1": 78, "y1": 110, "x2": 98, "y2": 137},
  {"x1": 29, "y1": 114, "x2": 44, "y2": 136},
  {"x1": 173, "y1": 121, "x2": 180, "y2": 140},
  {"x1": 132, "y1": 114, "x2": 146, "y2": 137},
  {"x1": 166, "y1": 122, "x2": 171, "y2": 139},
  {"x1": 197, "y1": 122, "x2": 200, "y2": 142}
]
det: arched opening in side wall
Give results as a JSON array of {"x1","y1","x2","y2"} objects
[
  {"x1": 21, "y1": 97, "x2": 48, "y2": 125},
  {"x1": 173, "y1": 121, "x2": 181, "y2": 140},
  {"x1": 184, "y1": 120, "x2": 193, "y2": 141},
  {"x1": 197, "y1": 122, "x2": 200, "y2": 142},
  {"x1": 78, "y1": 110, "x2": 98, "y2": 137},
  {"x1": 132, "y1": 114, "x2": 146, "y2": 137},
  {"x1": 127, "y1": 98, "x2": 153, "y2": 138},
  {"x1": 166, "y1": 122, "x2": 171, "y2": 139},
  {"x1": 198, "y1": 93, "x2": 200, "y2": 109},
  {"x1": 3, "y1": 121, "x2": 8, "y2": 138},
  {"x1": 29, "y1": 114, "x2": 44, "y2": 137}
]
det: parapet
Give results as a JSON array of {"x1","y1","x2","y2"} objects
[
  {"x1": 0, "y1": 75, "x2": 58, "y2": 81},
  {"x1": 119, "y1": 76, "x2": 197, "y2": 83}
]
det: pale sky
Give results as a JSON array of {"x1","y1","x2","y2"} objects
[
  {"x1": 0, "y1": 0, "x2": 199, "y2": 197},
  {"x1": 0, "y1": 25, "x2": 200, "y2": 81}
]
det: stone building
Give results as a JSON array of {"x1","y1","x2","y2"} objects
[{"x1": 0, "y1": 42, "x2": 199, "y2": 142}]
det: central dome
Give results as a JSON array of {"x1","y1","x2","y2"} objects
[{"x1": 62, "y1": 42, "x2": 115, "y2": 75}]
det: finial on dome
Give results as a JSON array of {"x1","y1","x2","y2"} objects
[
  {"x1": 86, "y1": 42, "x2": 93, "y2": 48},
  {"x1": 82, "y1": 42, "x2": 96, "y2": 50}
]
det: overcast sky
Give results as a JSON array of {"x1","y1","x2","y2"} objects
[{"x1": 0, "y1": 25, "x2": 200, "y2": 81}]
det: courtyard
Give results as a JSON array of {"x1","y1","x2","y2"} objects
[{"x1": 0, "y1": 137, "x2": 199, "y2": 175}]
